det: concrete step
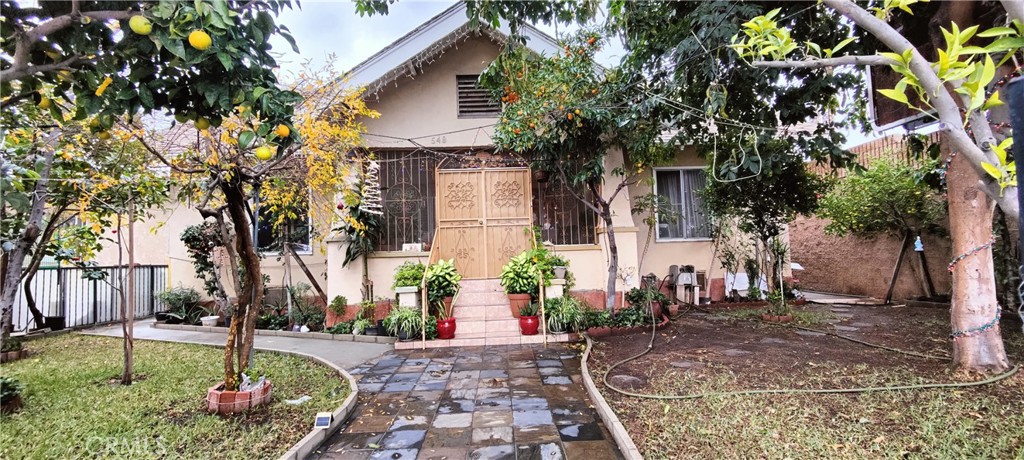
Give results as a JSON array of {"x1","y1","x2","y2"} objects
[
  {"x1": 459, "y1": 279, "x2": 503, "y2": 293},
  {"x1": 452, "y1": 305, "x2": 516, "y2": 320}
]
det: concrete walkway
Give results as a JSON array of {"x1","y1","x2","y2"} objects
[
  {"x1": 85, "y1": 319, "x2": 393, "y2": 370},
  {"x1": 313, "y1": 345, "x2": 624, "y2": 460}
]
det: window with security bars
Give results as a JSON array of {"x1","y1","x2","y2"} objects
[
  {"x1": 532, "y1": 178, "x2": 599, "y2": 245},
  {"x1": 655, "y1": 168, "x2": 712, "y2": 240},
  {"x1": 457, "y1": 75, "x2": 500, "y2": 118},
  {"x1": 377, "y1": 151, "x2": 437, "y2": 251}
]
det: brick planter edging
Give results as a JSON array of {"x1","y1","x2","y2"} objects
[
  {"x1": 152, "y1": 322, "x2": 397, "y2": 344},
  {"x1": 580, "y1": 334, "x2": 643, "y2": 460}
]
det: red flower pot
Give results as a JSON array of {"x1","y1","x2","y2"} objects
[
  {"x1": 508, "y1": 294, "x2": 531, "y2": 318},
  {"x1": 519, "y1": 315, "x2": 540, "y2": 335},
  {"x1": 437, "y1": 318, "x2": 457, "y2": 339}
]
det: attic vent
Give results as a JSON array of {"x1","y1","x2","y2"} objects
[{"x1": 457, "y1": 75, "x2": 500, "y2": 118}]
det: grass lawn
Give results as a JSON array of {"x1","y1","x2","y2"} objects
[
  {"x1": 0, "y1": 334, "x2": 349, "y2": 459},
  {"x1": 589, "y1": 305, "x2": 1024, "y2": 459}
]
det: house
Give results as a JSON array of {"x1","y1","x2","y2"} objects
[{"x1": 322, "y1": 3, "x2": 720, "y2": 314}]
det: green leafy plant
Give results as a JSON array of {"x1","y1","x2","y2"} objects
[
  {"x1": 584, "y1": 309, "x2": 612, "y2": 328},
  {"x1": 180, "y1": 222, "x2": 223, "y2": 297},
  {"x1": 500, "y1": 252, "x2": 540, "y2": 296},
  {"x1": 625, "y1": 286, "x2": 669, "y2": 308},
  {"x1": 255, "y1": 313, "x2": 289, "y2": 331},
  {"x1": 742, "y1": 257, "x2": 762, "y2": 301},
  {"x1": 286, "y1": 283, "x2": 325, "y2": 331},
  {"x1": 358, "y1": 300, "x2": 376, "y2": 321},
  {"x1": 328, "y1": 296, "x2": 348, "y2": 317},
  {"x1": 0, "y1": 376, "x2": 23, "y2": 405},
  {"x1": 158, "y1": 286, "x2": 205, "y2": 325},
  {"x1": 425, "y1": 259, "x2": 462, "y2": 303},
  {"x1": 325, "y1": 321, "x2": 354, "y2": 335},
  {"x1": 545, "y1": 296, "x2": 585, "y2": 332},
  {"x1": 1, "y1": 337, "x2": 23, "y2": 353},
  {"x1": 766, "y1": 289, "x2": 789, "y2": 316},
  {"x1": 392, "y1": 261, "x2": 426, "y2": 289},
  {"x1": 519, "y1": 302, "x2": 540, "y2": 317},
  {"x1": 613, "y1": 306, "x2": 655, "y2": 327},
  {"x1": 352, "y1": 318, "x2": 372, "y2": 335},
  {"x1": 384, "y1": 307, "x2": 424, "y2": 337}
]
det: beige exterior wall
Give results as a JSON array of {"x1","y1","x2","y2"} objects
[{"x1": 361, "y1": 35, "x2": 501, "y2": 150}]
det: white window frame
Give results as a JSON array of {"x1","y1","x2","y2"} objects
[{"x1": 653, "y1": 166, "x2": 713, "y2": 242}]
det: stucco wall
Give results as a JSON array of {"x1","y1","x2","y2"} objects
[{"x1": 361, "y1": 34, "x2": 501, "y2": 149}]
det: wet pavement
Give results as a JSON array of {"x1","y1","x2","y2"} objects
[{"x1": 311, "y1": 344, "x2": 623, "y2": 460}]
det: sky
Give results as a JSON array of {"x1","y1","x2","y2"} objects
[{"x1": 267, "y1": 0, "x2": 625, "y2": 80}]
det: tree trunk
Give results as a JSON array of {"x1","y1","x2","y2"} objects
[
  {"x1": 946, "y1": 145, "x2": 1010, "y2": 373},
  {"x1": 220, "y1": 180, "x2": 264, "y2": 390},
  {"x1": 885, "y1": 232, "x2": 911, "y2": 304},
  {"x1": 601, "y1": 208, "x2": 618, "y2": 312},
  {"x1": 1, "y1": 145, "x2": 56, "y2": 350},
  {"x1": 21, "y1": 205, "x2": 70, "y2": 329},
  {"x1": 122, "y1": 197, "x2": 135, "y2": 385}
]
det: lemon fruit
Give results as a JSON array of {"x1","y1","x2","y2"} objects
[
  {"x1": 38, "y1": 97, "x2": 52, "y2": 109},
  {"x1": 97, "y1": 131, "x2": 112, "y2": 140},
  {"x1": 188, "y1": 30, "x2": 212, "y2": 50},
  {"x1": 128, "y1": 16, "x2": 152, "y2": 35},
  {"x1": 174, "y1": 113, "x2": 189, "y2": 123},
  {"x1": 255, "y1": 145, "x2": 274, "y2": 161},
  {"x1": 194, "y1": 117, "x2": 211, "y2": 130},
  {"x1": 274, "y1": 124, "x2": 290, "y2": 137}
]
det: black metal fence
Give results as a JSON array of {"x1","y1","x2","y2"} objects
[{"x1": 11, "y1": 265, "x2": 168, "y2": 331}]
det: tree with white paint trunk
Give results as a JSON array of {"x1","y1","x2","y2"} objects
[{"x1": 732, "y1": 0, "x2": 1021, "y2": 373}]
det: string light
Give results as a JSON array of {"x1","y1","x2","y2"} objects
[
  {"x1": 950, "y1": 308, "x2": 1001, "y2": 340},
  {"x1": 947, "y1": 234, "x2": 997, "y2": 272}
]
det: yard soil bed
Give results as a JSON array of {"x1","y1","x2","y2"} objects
[{"x1": 588, "y1": 303, "x2": 1024, "y2": 459}]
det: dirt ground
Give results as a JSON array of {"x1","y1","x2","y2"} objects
[{"x1": 587, "y1": 303, "x2": 1024, "y2": 459}]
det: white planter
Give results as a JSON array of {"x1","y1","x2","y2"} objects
[
  {"x1": 395, "y1": 286, "x2": 421, "y2": 308},
  {"x1": 200, "y1": 316, "x2": 220, "y2": 327},
  {"x1": 553, "y1": 266, "x2": 567, "y2": 279}
]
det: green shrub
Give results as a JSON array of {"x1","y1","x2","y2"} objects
[
  {"x1": 584, "y1": 309, "x2": 612, "y2": 328},
  {"x1": 325, "y1": 321, "x2": 353, "y2": 335},
  {"x1": 384, "y1": 307, "x2": 423, "y2": 337},
  {"x1": 545, "y1": 296, "x2": 585, "y2": 332},
  {"x1": 500, "y1": 252, "x2": 539, "y2": 296},
  {"x1": 0, "y1": 376, "x2": 23, "y2": 405},
  {"x1": 1, "y1": 337, "x2": 23, "y2": 353},
  {"x1": 613, "y1": 306, "x2": 656, "y2": 327},
  {"x1": 328, "y1": 296, "x2": 348, "y2": 316},
  {"x1": 158, "y1": 286, "x2": 205, "y2": 325},
  {"x1": 256, "y1": 313, "x2": 289, "y2": 330},
  {"x1": 425, "y1": 259, "x2": 462, "y2": 303},
  {"x1": 519, "y1": 302, "x2": 539, "y2": 317}
]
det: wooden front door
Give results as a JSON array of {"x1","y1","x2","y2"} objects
[{"x1": 436, "y1": 168, "x2": 533, "y2": 279}]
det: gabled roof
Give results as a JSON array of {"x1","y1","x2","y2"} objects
[{"x1": 347, "y1": 2, "x2": 562, "y2": 97}]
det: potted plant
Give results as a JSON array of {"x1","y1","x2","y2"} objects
[
  {"x1": 425, "y1": 259, "x2": 462, "y2": 312},
  {"x1": 625, "y1": 286, "x2": 668, "y2": 319},
  {"x1": 158, "y1": 286, "x2": 204, "y2": 325},
  {"x1": 393, "y1": 261, "x2": 426, "y2": 307},
  {"x1": 500, "y1": 252, "x2": 539, "y2": 318},
  {"x1": 549, "y1": 254, "x2": 570, "y2": 279},
  {"x1": 384, "y1": 307, "x2": 423, "y2": 341},
  {"x1": 1, "y1": 377, "x2": 23, "y2": 414},
  {"x1": 545, "y1": 296, "x2": 585, "y2": 333},
  {"x1": 352, "y1": 318, "x2": 372, "y2": 335},
  {"x1": 436, "y1": 299, "x2": 456, "y2": 339},
  {"x1": 518, "y1": 302, "x2": 540, "y2": 335},
  {"x1": 358, "y1": 300, "x2": 379, "y2": 335}
]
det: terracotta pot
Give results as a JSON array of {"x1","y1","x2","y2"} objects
[
  {"x1": 667, "y1": 304, "x2": 680, "y2": 316},
  {"x1": 508, "y1": 294, "x2": 531, "y2": 318},
  {"x1": 761, "y1": 313, "x2": 794, "y2": 323},
  {"x1": 649, "y1": 301, "x2": 663, "y2": 319},
  {"x1": 206, "y1": 380, "x2": 273, "y2": 414},
  {"x1": 709, "y1": 278, "x2": 726, "y2": 302},
  {"x1": 437, "y1": 318, "x2": 457, "y2": 339},
  {"x1": 519, "y1": 315, "x2": 540, "y2": 335}
]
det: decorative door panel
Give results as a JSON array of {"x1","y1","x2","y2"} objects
[{"x1": 436, "y1": 168, "x2": 532, "y2": 279}]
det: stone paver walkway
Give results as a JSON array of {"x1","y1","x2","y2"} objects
[{"x1": 312, "y1": 344, "x2": 623, "y2": 460}]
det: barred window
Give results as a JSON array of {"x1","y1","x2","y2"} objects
[
  {"x1": 533, "y1": 178, "x2": 599, "y2": 245},
  {"x1": 377, "y1": 151, "x2": 438, "y2": 251}
]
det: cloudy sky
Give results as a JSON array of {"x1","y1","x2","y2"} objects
[{"x1": 267, "y1": 0, "x2": 623, "y2": 80}]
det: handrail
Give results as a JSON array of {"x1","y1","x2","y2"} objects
[
  {"x1": 420, "y1": 229, "x2": 440, "y2": 349},
  {"x1": 532, "y1": 228, "x2": 547, "y2": 348}
]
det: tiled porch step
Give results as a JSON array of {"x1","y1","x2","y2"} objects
[
  {"x1": 455, "y1": 318, "x2": 520, "y2": 335},
  {"x1": 454, "y1": 291, "x2": 508, "y2": 307},
  {"x1": 458, "y1": 279, "x2": 503, "y2": 293},
  {"x1": 451, "y1": 305, "x2": 515, "y2": 320},
  {"x1": 393, "y1": 332, "x2": 579, "y2": 349}
]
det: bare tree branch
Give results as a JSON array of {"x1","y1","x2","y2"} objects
[
  {"x1": 0, "y1": 55, "x2": 89, "y2": 82},
  {"x1": 751, "y1": 54, "x2": 896, "y2": 69}
]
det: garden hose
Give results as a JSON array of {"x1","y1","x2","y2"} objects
[{"x1": 591, "y1": 305, "x2": 1022, "y2": 401}]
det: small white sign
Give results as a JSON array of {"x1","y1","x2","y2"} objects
[{"x1": 402, "y1": 243, "x2": 423, "y2": 252}]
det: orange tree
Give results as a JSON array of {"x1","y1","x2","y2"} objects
[
  {"x1": 1, "y1": 0, "x2": 306, "y2": 388},
  {"x1": 155, "y1": 63, "x2": 375, "y2": 391},
  {"x1": 480, "y1": 33, "x2": 673, "y2": 311}
]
